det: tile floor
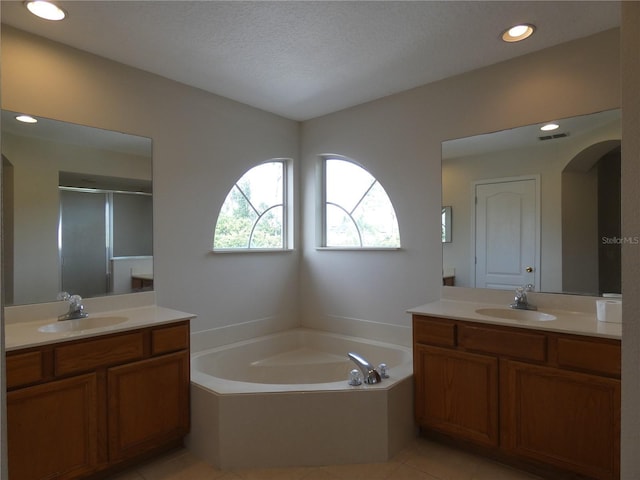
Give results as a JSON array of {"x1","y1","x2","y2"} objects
[{"x1": 108, "y1": 437, "x2": 542, "y2": 480}]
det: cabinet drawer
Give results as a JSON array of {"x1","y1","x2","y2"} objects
[
  {"x1": 556, "y1": 337, "x2": 621, "y2": 377},
  {"x1": 152, "y1": 323, "x2": 189, "y2": 355},
  {"x1": 6, "y1": 351, "x2": 44, "y2": 389},
  {"x1": 55, "y1": 332, "x2": 145, "y2": 376},
  {"x1": 458, "y1": 325, "x2": 546, "y2": 362},
  {"x1": 413, "y1": 316, "x2": 456, "y2": 347}
]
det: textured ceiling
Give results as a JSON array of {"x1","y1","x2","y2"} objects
[{"x1": 1, "y1": 1, "x2": 621, "y2": 121}]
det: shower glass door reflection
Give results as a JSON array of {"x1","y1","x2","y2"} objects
[{"x1": 59, "y1": 189, "x2": 109, "y2": 298}]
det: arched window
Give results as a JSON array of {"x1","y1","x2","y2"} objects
[
  {"x1": 321, "y1": 155, "x2": 400, "y2": 248},
  {"x1": 213, "y1": 160, "x2": 291, "y2": 250}
]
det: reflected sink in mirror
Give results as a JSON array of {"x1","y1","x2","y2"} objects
[
  {"x1": 38, "y1": 316, "x2": 129, "y2": 333},
  {"x1": 475, "y1": 307, "x2": 557, "y2": 322}
]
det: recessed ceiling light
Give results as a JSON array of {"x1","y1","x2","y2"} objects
[
  {"x1": 24, "y1": 1, "x2": 66, "y2": 21},
  {"x1": 540, "y1": 123, "x2": 560, "y2": 131},
  {"x1": 502, "y1": 24, "x2": 535, "y2": 43},
  {"x1": 15, "y1": 114, "x2": 38, "y2": 124}
]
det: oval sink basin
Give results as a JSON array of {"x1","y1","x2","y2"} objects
[
  {"x1": 38, "y1": 316, "x2": 128, "y2": 333},
  {"x1": 475, "y1": 308, "x2": 557, "y2": 322}
]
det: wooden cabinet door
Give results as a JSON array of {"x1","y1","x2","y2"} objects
[
  {"x1": 414, "y1": 344, "x2": 499, "y2": 447},
  {"x1": 501, "y1": 360, "x2": 620, "y2": 480},
  {"x1": 107, "y1": 350, "x2": 190, "y2": 461},
  {"x1": 7, "y1": 373, "x2": 98, "y2": 480}
]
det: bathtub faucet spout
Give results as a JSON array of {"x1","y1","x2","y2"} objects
[{"x1": 348, "y1": 352, "x2": 382, "y2": 384}]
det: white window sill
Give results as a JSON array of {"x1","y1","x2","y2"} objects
[
  {"x1": 316, "y1": 247, "x2": 402, "y2": 252},
  {"x1": 211, "y1": 248, "x2": 295, "y2": 254}
]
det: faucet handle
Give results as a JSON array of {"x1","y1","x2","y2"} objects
[
  {"x1": 68, "y1": 295, "x2": 84, "y2": 310},
  {"x1": 57, "y1": 291, "x2": 70, "y2": 301}
]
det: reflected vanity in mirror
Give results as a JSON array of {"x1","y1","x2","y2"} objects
[
  {"x1": 442, "y1": 109, "x2": 621, "y2": 296},
  {"x1": 1, "y1": 111, "x2": 153, "y2": 306}
]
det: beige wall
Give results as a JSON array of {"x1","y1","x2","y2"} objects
[
  {"x1": 561, "y1": 169, "x2": 599, "y2": 293},
  {"x1": 621, "y1": 2, "x2": 640, "y2": 478}
]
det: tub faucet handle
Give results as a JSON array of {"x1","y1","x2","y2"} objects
[
  {"x1": 348, "y1": 369, "x2": 362, "y2": 386},
  {"x1": 378, "y1": 363, "x2": 389, "y2": 379}
]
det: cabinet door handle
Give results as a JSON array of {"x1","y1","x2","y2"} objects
[{"x1": 525, "y1": 266, "x2": 533, "y2": 273}]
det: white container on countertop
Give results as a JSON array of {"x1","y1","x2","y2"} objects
[{"x1": 596, "y1": 297, "x2": 622, "y2": 323}]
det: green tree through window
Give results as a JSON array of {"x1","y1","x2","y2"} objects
[
  {"x1": 323, "y1": 156, "x2": 400, "y2": 248},
  {"x1": 213, "y1": 161, "x2": 285, "y2": 249}
]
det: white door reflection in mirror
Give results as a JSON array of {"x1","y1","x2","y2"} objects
[
  {"x1": 474, "y1": 178, "x2": 538, "y2": 290},
  {"x1": 442, "y1": 109, "x2": 621, "y2": 295}
]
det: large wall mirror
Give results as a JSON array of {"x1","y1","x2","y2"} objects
[
  {"x1": 442, "y1": 109, "x2": 621, "y2": 296},
  {"x1": 1, "y1": 110, "x2": 153, "y2": 306}
]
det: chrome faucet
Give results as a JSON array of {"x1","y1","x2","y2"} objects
[
  {"x1": 57, "y1": 292, "x2": 89, "y2": 320},
  {"x1": 347, "y1": 352, "x2": 382, "y2": 384},
  {"x1": 510, "y1": 284, "x2": 537, "y2": 311}
]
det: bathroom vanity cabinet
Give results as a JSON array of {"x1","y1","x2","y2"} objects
[
  {"x1": 413, "y1": 315, "x2": 620, "y2": 480},
  {"x1": 5, "y1": 320, "x2": 190, "y2": 480}
]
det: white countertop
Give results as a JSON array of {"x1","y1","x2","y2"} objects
[
  {"x1": 5, "y1": 305, "x2": 196, "y2": 352},
  {"x1": 131, "y1": 273, "x2": 154, "y2": 280},
  {"x1": 408, "y1": 299, "x2": 621, "y2": 340}
]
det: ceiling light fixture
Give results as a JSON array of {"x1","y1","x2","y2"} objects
[
  {"x1": 502, "y1": 24, "x2": 535, "y2": 43},
  {"x1": 15, "y1": 114, "x2": 38, "y2": 124},
  {"x1": 540, "y1": 123, "x2": 560, "y2": 131},
  {"x1": 25, "y1": 1, "x2": 67, "y2": 21}
]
